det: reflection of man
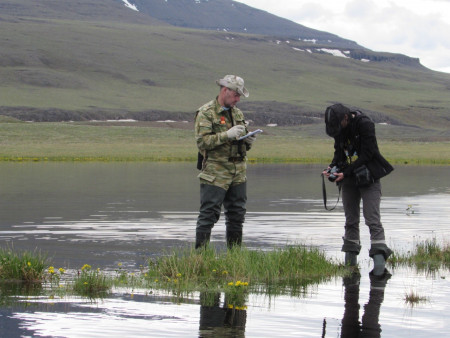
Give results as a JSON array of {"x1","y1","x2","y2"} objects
[
  {"x1": 341, "y1": 270, "x2": 391, "y2": 338},
  {"x1": 194, "y1": 75, "x2": 256, "y2": 249},
  {"x1": 198, "y1": 292, "x2": 247, "y2": 337}
]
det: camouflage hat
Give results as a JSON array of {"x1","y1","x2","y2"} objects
[{"x1": 216, "y1": 75, "x2": 249, "y2": 97}]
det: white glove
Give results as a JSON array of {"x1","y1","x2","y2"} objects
[
  {"x1": 244, "y1": 134, "x2": 257, "y2": 145},
  {"x1": 226, "y1": 125, "x2": 245, "y2": 139}
]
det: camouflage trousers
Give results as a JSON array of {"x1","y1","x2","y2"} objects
[
  {"x1": 197, "y1": 160, "x2": 247, "y2": 190},
  {"x1": 196, "y1": 160, "x2": 247, "y2": 234}
]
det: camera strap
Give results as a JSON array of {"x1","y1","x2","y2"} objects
[{"x1": 321, "y1": 173, "x2": 341, "y2": 211}]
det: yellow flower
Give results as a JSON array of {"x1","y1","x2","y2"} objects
[
  {"x1": 176, "y1": 273, "x2": 182, "y2": 278},
  {"x1": 81, "y1": 264, "x2": 91, "y2": 271},
  {"x1": 58, "y1": 268, "x2": 65, "y2": 274},
  {"x1": 154, "y1": 279, "x2": 158, "y2": 282},
  {"x1": 118, "y1": 262, "x2": 122, "y2": 267},
  {"x1": 235, "y1": 281, "x2": 241, "y2": 286},
  {"x1": 228, "y1": 282, "x2": 234, "y2": 286},
  {"x1": 212, "y1": 269, "x2": 217, "y2": 273},
  {"x1": 48, "y1": 266, "x2": 55, "y2": 274},
  {"x1": 222, "y1": 271, "x2": 228, "y2": 275},
  {"x1": 27, "y1": 262, "x2": 31, "y2": 267},
  {"x1": 83, "y1": 282, "x2": 88, "y2": 285},
  {"x1": 227, "y1": 304, "x2": 234, "y2": 309}
]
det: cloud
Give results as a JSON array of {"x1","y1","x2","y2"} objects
[
  {"x1": 344, "y1": 0, "x2": 376, "y2": 18},
  {"x1": 235, "y1": 0, "x2": 450, "y2": 72},
  {"x1": 346, "y1": 2, "x2": 450, "y2": 58}
]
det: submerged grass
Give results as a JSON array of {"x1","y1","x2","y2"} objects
[
  {"x1": 390, "y1": 238, "x2": 450, "y2": 271},
  {"x1": 404, "y1": 290, "x2": 429, "y2": 307}
]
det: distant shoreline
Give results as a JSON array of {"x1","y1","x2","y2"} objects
[{"x1": 0, "y1": 121, "x2": 448, "y2": 165}]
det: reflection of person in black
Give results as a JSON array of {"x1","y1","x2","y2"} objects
[
  {"x1": 198, "y1": 292, "x2": 247, "y2": 337},
  {"x1": 341, "y1": 271, "x2": 361, "y2": 338},
  {"x1": 341, "y1": 269, "x2": 391, "y2": 338}
]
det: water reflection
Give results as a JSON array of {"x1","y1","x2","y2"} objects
[
  {"x1": 199, "y1": 292, "x2": 247, "y2": 337},
  {"x1": 0, "y1": 163, "x2": 449, "y2": 337},
  {"x1": 341, "y1": 269, "x2": 391, "y2": 338},
  {"x1": 0, "y1": 270, "x2": 448, "y2": 338},
  {"x1": 0, "y1": 282, "x2": 43, "y2": 307}
]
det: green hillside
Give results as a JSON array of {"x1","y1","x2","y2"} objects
[
  {"x1": 0, "y1": 0, "x2": 449, "y2": 134},
  {"x1": 130, "y1": 0, "x2": 360, "y2": 47}
]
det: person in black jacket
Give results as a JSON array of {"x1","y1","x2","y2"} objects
[{"x1": 322, "y1": 103, "x2": 393, "y2": 275}]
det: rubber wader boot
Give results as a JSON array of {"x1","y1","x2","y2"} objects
[
  {"x1": 226, "y1": 231, "x2": 242, "y2": 249},
  {"x1": 195, "y1": 232, "x2": 211, "y2": 249},
  {"x1": 342, "y1": 238, "x2": 361, "y2": 267},
  {"x1": 372, "y1": 254, "x2": 386, "y2": 276},
  {"x1": 369, "y1": 243, "x2": 393, "y2": 276}
]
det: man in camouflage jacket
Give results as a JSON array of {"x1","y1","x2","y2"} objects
[{"x1": 194, "y1": 75, "x2": 257, "y2": 249}]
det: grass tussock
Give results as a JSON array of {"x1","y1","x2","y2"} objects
[
  {"x1": 145, "y1": 245, "x2": 345, "y2": 297},
  {"x1": 0, "y1": 247, "x2": 47, "y2": 283},
  {"x1": 71, "y1": 264, "x2": 112, "y2": 297},
  {"x1": 390, "y1": 238, "x2": 450, "y2": 271}
]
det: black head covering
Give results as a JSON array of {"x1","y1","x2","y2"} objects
[{"x1": 325, "y1": 103, "x2": 350, "y2": 137}]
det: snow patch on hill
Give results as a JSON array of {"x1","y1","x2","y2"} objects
[{"x1": 122, "y1": 0, "x2": 138, "y2": 12}]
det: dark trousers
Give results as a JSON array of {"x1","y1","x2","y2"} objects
[
  {"x1": 342, "y1": 179, "x2": 386, "y2": 243},
  {"x1": 196, "y1": 182, "x2": 247, "y2": 234}
]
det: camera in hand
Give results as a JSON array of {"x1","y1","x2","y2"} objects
[{"x1": 327, "y1": 166, "x2": 341, "y2": 182}]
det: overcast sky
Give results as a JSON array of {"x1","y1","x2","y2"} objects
[{"x1": 235, "y1": 0, "x2": 450, "y2": 74}]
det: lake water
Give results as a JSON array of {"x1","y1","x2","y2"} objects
[{"x1": 0, "y1": 162, "x2": 449, "y2": 337}]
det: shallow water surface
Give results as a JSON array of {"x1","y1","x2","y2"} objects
[{"x1": 0, "y1": 163, "x2": 449, "y2": 337}]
